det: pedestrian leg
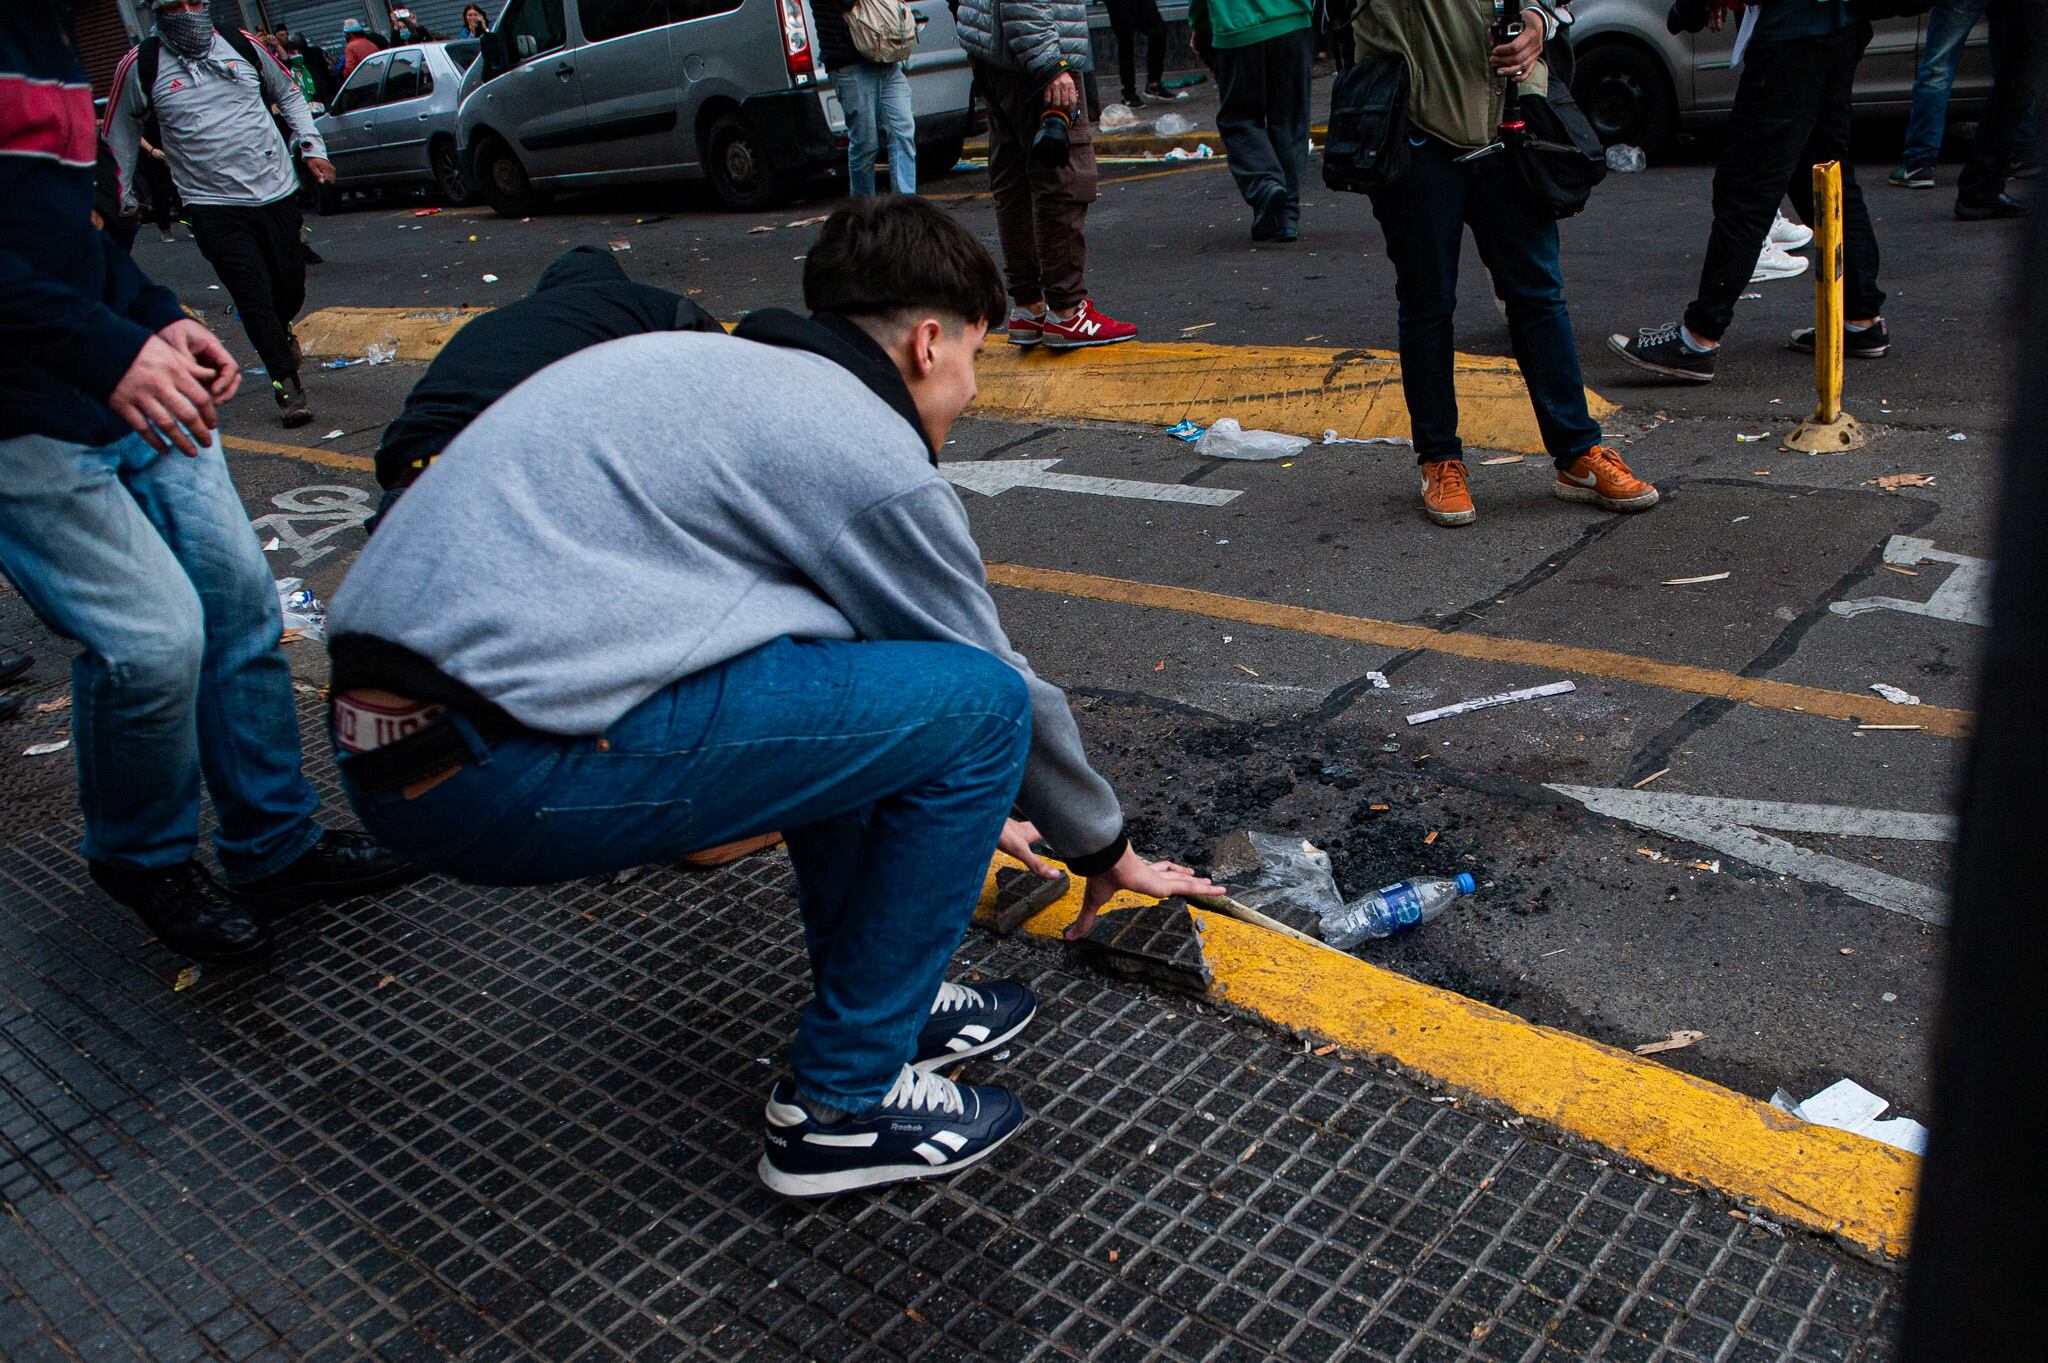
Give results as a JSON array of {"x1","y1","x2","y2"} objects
[
  {"x1": 980, "y1": 66, "x2": 1046, "y2": 306},
  {"x1": 1366, "y1": 140, "x2": 1469, "y2": 463},
  {"x1": 879, "y1": 61, "x2": 919, "y2": 195},
  {"x1": 1028, "y1": 105, "x2": 1099, "y2": 312},
  {"x1": 124, "y1": 432, "x2": 323, "y2": 880},
  {"x1": 841, "y1": 63, "x2": 883, "y2": 197},
  {"x1": 1264, "y1": 26, "x2": 1315, "y2": 225},
  {"x1": 1105, "y1": 0, "x2": 1140, "y2": 101},
  {"x1": 1216, "y1": 39, "x2": 1285, "y2": 221},
  {"x1": 186, "y1": 204, "x2": 297, "y2": 379}
]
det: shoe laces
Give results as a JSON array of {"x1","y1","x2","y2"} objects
[
  {"x1": 1583, "y1": 446, "x2": 1630, "y2": 476},
  {"x1": 1431, "y1": 460, "x2": 1470, "y2": 496},
  {"x1": 1638, "y1": 322, "x2": 1682, "y2": 347},
  {"x1": 884, "y1": 1064, "x2": 966, "y2": 1117},
  {"x1": 930, "y1": 981, "x2": 987, "y2": 1015}
]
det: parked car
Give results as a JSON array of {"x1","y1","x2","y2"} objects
[
  {"x1": 315, "y1": 38, "x2": 482, "y2": 209},
  {"x1": 1566, "y1": 0, "x2": 1994, "y2": 154},
  {"x1": 457, "y1": 0, "x2": 975, "y2": 215}
]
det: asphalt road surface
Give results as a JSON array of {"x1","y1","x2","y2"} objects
[{"x1": 2, "y1": 132, "x2": 2020, "y2": 1128}]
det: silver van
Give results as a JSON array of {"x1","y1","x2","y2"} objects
[
  {"x1": 317, "y1": 39, "x2": 482, "y2": 207},
  {"x1": 1567, "y1": 0, "x2": 1993, "y2": 153},
  {"x1": 458, "y1": 0, "x2": 974, "y2": 214}
]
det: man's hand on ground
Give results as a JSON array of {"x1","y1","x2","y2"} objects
[
  {"x1": 306, "y1": 157, "x2": 337, "y2": 184},
  {"x1": 158, "y1": 318, "x2": 242, "y2": 403},
  {"x1": 109, "y1": 334, "x2": 220, "y2": 457},
  {"x1": 998, "y1": 818, "x2": 1063, "y2": 880},
  {"x1": 1064, "y1": 845, "x2": 1224, "y2": 941},
  {"x1": 1044, "y1": 72, "x2": 1079, "y2": 114}
]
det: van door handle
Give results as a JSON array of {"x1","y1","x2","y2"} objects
[{"x1": 554, "y1": 62, "x2": 574, "y2": 79}]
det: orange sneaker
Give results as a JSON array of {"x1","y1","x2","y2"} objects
[
  {"x1": 1555, "y1": 446, "x2": 1660, "y2": 512},
  {"x1": 1420, "y1": 458, "x2": 1476, "y2": 526}
]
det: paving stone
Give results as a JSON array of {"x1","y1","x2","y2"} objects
[{"x1": 1067, "y1": 897, "x2": 1215, "y2": 996}]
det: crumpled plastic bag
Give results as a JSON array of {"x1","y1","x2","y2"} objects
[
  {"x1": 1154, "y1": 111, "x2": 1197, "y2": 136},
  {"x1": 1194, "y1": 418, "x2": 1311, "y2": 461},
  {"x1": 1229, "y1": 833, "x2": 1345, "y2": 923},
  {"x1": 1099, "y1": 102, "x2": 1140, "y2": 131},
  {"x1": 1605, "y1": 144, "x2": 1646, "y2": 173},
  {"x1": 275, "y1": 577, "x2": 327, "y2": 643}
]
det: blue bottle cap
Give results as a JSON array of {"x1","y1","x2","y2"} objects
[{"x1": 1455, "y1": 872, "x2": 1477, "y2": 895}]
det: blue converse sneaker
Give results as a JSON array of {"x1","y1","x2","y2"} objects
[
  {"x1": 914, "y1": 979, "x2": 1037, "y2": 1070},
  {"x1": 758, "y1": 1065, "x2": 1027, "y2": 1197}
]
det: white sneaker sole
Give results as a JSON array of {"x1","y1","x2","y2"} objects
[
  {"x1": 1750, "y1": 259, "x2": 1810, "y2": 283},
  {"x1": 1007, "y1": 332, "x2": 1041, "y2": 347},
  {"x1": 912, "y1": 1002, "x2": 1036, "y2": 1071},
  {"x1": 756, "y1": 1116, "x2": 1025, "y2": 1198},
  {"x1": 1040, "y1": 333, "x2": 1137, "y2": 351},
  {"x1": 1423, "y1": 502, "x2": 1476, "y2": 527},
  {"x1": 1768, "y1": 229, "x2": 1813, "y2": 250},
  {"x1": 1554, "y1": 479, "x2": 1660, "y2": 512}
]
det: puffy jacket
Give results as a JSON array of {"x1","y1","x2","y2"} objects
[{"x1": 955, "y1": 0, "x2": 1093, "y2": 76}]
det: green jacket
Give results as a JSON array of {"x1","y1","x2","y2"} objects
[
  {"x1": 1354, "y1": 0, "x2": 1564, "y2": 151},
  {"x1": 1189, "y1": 0, "x2": 1313, "y2": 51}
]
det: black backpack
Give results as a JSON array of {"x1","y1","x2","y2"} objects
[
  {"x1": 1322, "y1": 55, "x2": 1412, "y2": 195},
  {"x1": 132, "y1": 25, "x2": 266, "y2": 114}
]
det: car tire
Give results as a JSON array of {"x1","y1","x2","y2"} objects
[
  {"x1": 705, "y1": 111, "x2": 786, "y2": 212},
  {"x1": 1571, "y1": 42, "x2": 1678, "y2": 158},
  {"x1": 918, "y1": 135, "x2": 967, "y2": 181},
  {"x1": 431, "y1": 137, "x2": 479, "y2": 207},
  {"x1": 478, "y1": 135, "x2": 546, "y2": 217}
]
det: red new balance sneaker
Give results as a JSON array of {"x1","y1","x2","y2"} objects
[{"x1": 1040, "y1": 299, "x2": 1138, "y2": 350}]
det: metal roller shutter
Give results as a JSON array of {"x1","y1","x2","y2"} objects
[
  {"x1": 74, "y1": 0, "x2": 143, "y2": 99},
  {"x1": 263, "y1": 0, "x2": 380, "y2": 49}
]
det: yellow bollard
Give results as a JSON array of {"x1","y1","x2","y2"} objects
[{"x1": 1787, "y1": 161, "x2": 1867, "y2": 452}]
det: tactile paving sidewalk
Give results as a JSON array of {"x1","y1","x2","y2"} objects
[{"x1": 0, "y1": 713, "x2": 1902, "y2": 1363}]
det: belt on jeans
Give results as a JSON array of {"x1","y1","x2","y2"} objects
[{"x1": 333, "y1": 702, "x2": 522, "y2": 796}]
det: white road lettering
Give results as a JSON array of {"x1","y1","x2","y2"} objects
[
  {"x1": 942, "y1": 459, "x2": 1242, "y2": 507},
  {"x1": 250, "y1": 485, "x2": 376, "y2": 568},
  {"x1": 1830, "y1": 535, "x2": 1992, "y2": 628},
  {"x1": 1547, "y1": 784, "x2": 1953, "y2": 925}
]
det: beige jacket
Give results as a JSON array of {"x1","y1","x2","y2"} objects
[{"x1": 1354, "y1": 0, "x2": 1568, "y2": 151}]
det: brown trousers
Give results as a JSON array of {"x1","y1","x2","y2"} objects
[{"x1": 975, "y1": 61, "x2": 1099, "y2": 312}]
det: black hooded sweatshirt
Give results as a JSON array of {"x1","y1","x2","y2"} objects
[{"x1": 373, "y1": 245, "x2": 720, "y2": 490}]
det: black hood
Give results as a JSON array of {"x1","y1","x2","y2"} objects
[
  {"x1": 731, "y1": 308, "x2": 932, "y2": 462},
  {"x1": 533, "y1": 245, "x2": 631, "y2": 293}
]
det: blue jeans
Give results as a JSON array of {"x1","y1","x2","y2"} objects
[
  {"x1": 838, "y1": 60, "x2": 918, "y2": 197},
  {"x1": 1901, "y1": 0, "x2": 2039, "y2": 167},
  {"x1": 0, "y1": 430, "x2": 323, "y2": 877},
  {"x1": 1366, "y1": 136, "x2": 1603, "y2": 467},
  {"x1": 337, "y1": 636, "x2": 1032, "y2": 1112}
]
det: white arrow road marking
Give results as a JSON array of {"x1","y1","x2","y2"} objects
[
  {"x1": 941, "y1": 459, "x2": 1242, "y2": 507},
  {"x1": 1830, "y1": 535, "x2": 1992, "y2": 628},
  {"x1": 1547, "y1": 784, "x2": 1954, "y2": 925}
]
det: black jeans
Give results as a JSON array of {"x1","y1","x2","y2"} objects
[
  {"x1": 1368, "y1": 137, "x2": 1603, "y2": 467},
  {"x1": 1685, "y1": 23, "x2": 1884, "y2": 340},
  {"x1": 1958, "y1": 0, "x2": 2045, "y2": 206},
  {"x1": 186, "y1": 198, "x2": 307, "y2": 383},
  {"x1": 1104, "y1": 0, "x2": 1167, "y2": 98},
  {"x1": 1215, "y1": 27, "x2": 1315, "y2": 218}
]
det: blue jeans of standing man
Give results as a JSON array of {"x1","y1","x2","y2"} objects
[
  {"x1": 1366, "y1": 136, "x2": 1603, "y2": 467},
  {"x1": 0, "y1": 430, "x2": 324, "y2": 877},
  {"x1": 336, "y1": 636, "x2": 1031, "y2": 1114},
  {"x1": 838, "y1": 60, "x2": 918, "y2": 196},
  {"x1": 1902, "y1": 0, "x2": 2036, "y2": 168}
]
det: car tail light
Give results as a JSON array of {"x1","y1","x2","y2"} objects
[{"x1": 781, "y1": 0, "x2": 815, "y2": 84}]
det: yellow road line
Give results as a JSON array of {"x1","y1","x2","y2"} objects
[
  {"x1": 984, "y1": 562, "x2": 1974, "y2": 738},
  {"x1": 293, "y1": 300, "x2": 1611, "y2": 454},
  {"x1": 222, "y1": 433, "x2": 375, "y2": 473},
  {"x1": 976, "y1": 858, "x2": 1918, "y2": 1255}
]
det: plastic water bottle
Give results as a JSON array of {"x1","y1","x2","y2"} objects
[{"x1": 1321, "y1": 873, "x2": 1476, "y2": 949}]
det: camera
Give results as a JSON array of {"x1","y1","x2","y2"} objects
[
  {"x1": 1492, "y1": 3, "x2": 1524, "y2": 49},
  {"x1": 1032, "y1": 108, "x2": 1072, "y2": 170}
]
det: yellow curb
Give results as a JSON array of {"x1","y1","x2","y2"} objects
[
  {"x1": 976, "y1": 856, "x2": 1918, "y2": 1256},
  {"x1": 293, "y1": 306, "x2": 1614, "y2": 455},
  {"x1": 983, "y1": 562, "x2": 1975, "y2": 739}
]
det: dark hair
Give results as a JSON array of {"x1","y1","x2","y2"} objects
[{"x1": 802, "y1": 196, "x2": 1006, "y2": 330}]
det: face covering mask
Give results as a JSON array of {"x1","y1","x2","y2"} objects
[{"x1": 157, "y1": 11, "x2": 215, "y2": 59}]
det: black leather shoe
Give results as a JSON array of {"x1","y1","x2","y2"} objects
[
  {"x1": 0, "y1": 647, "x2": 32, "y2": 685},
  {"x1": 0, "y1": 694, "x2": 22, "y2": 724},
  {"x1": 1956, "y1": 193, "x2": 2029, "y2": 220},
  {"x1": 90, "y1": 859, "x2": 274, "y2": 964},
  {"x1": 227, "y1": 829, "x2": 423, "y2": 915}
]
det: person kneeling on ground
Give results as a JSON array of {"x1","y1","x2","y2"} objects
[{"x1": 323, "y1": 197, "x2": 1220, "y2": 1197}]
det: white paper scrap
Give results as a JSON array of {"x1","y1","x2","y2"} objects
[
  {"x1": 24, "y1": 740, "x2": 70, "y2": 756},
  {"x1": 481, "y1": 273, "x2": 500, "y2": 283},
  {"x1": 1406, "y1": 680, "x2": 1576, "y2": 726},
  {"x1": 1770, "y1": 1079, "x2": 1928, "y2": 1155},
  {"x1": 1366, "y1": 672, "x2": 1391, "y2": 690},
  {"x1": 1870, "y1": 683, "x2": 1922, "y2": 706}
]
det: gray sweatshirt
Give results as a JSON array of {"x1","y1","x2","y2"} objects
[
  {"x1": 104, "y1": 31, "x2": 325, "y2": 212},
  {"x1": 327, "y1": 328, "x2": 1126, "y2": 862}
]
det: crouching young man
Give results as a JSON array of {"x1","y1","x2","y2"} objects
[{"x1": 322, "y1": 197, "x2": 1219, "y2": 1197}]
